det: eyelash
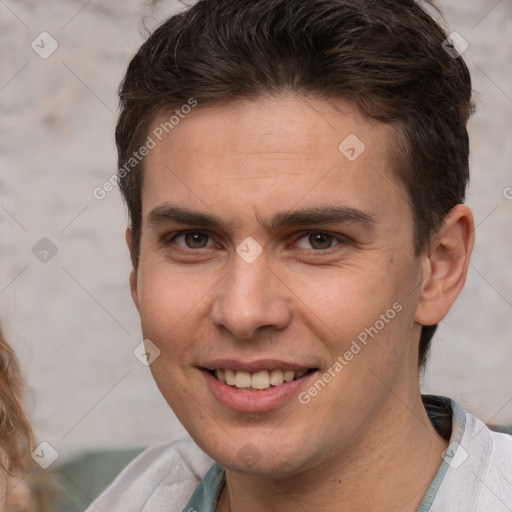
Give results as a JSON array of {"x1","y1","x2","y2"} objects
[{"x1": 164, "y1": 230, "x2": 347, "y2": 253}]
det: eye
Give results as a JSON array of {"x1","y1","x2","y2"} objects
[
  {"x1": 167, "y1": 230, "x2": 344, "y2": 253},
  {"x1": 295, "y1": 232, "x2": 341, "y2": 250},
  {"x1": 172, "y1": 231, "x2": 213, "y2": 249}
]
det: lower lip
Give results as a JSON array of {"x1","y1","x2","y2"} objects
[{"x1": 201, "y1": 369, "x2": 317, "y2": 412}]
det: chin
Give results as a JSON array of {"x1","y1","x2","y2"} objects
[{"x1": 200, "y1": 435, "x2": 314, "y2": 477}]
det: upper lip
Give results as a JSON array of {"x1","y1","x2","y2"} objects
[{"x1": 200, "y1": 359, "x2": 317, "y2": 373}]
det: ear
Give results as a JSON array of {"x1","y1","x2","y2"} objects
[
  {"x1": 125, "y1": 228, "x2": 140, "y2": 311},
  {"x1": 414, "y1": 205, "x2": 475, "y2": 326}
]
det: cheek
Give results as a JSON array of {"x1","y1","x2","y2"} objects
[
  {"x1": 290, "y1": 265, "x2": 398, "y2": 329},
  {"x1": 290, "y1": 256, "x2": 417, "y2": 365},
  {"x1": 137, "y1": 258, "x2": 198, "y2": 324},
  {"x1": 136, "y1": 262, "x2": 215, "y2": 361}
]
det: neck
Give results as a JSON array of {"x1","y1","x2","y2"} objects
[{"x1": 217, "y1": 389, "x2": 449, "y2": 512}]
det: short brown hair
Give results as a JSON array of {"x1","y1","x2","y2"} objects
[{"x1": 116, "y1": 0, "x2": 473, "y2": 368}]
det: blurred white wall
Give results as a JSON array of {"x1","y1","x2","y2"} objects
[{"x1": 0, "y1": 0, "x2": 510, "y2": 464}]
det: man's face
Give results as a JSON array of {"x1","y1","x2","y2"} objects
[{"x1": 131, "y1": 95, "x2": 426, "y2": 475}]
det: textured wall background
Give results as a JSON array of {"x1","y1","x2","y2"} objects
[{"x1": 0, "y1": 0, "x2": 511, "y2": 464}]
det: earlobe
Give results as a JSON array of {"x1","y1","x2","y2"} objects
[
  {"x1": 125, "y1": 228, "x2": 140, "y2": 311},
  {"x1": 414, "y1": 205, "x2": 475, "y2": 326}
]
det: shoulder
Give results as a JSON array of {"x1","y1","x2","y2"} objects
[
  {"x1": 432, "y1": 408, "x2": 512, "y2": 511},
  {"x1": 85, "y1": 437, "x2": 214, "y2": 512},
  {"x1": 472, "y1": 415, "x2": 512, "y2": 509},
  {"x1": 465, "y1": 411, "x2": 512, "y2": 467}
]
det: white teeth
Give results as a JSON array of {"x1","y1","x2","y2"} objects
[
  {"x1": 269, "y1": 369, "x2": 284, "y2": 386},
  {"x1": 225, "y1": 369, "x2": 236, "y2": 386},
  {"x1": 251, "y1": 370, "x2": 271, "y2": 390},
  {"x1": 283, "y1": 370, "x2": 295, "y2": 382},
  {"x1": 234, "y1": 371, "x2": 252, "y2": 388},
  {"x1": 214, "y1": 368, "x2": 310, "y2": 390}
]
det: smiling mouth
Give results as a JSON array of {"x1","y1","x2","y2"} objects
[{"x1": 207, "y1": 368, "x2": 318, "y2": 391}]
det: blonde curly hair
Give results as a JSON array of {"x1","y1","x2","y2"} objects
[{"x1": 0, "y1": 326, "x2": 41, "y2": 511}]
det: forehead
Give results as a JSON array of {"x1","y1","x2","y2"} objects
[
  {"x1": 141, "y1": 95, "x2": 410, "y2": 229},
  {"x1": 148, "y1": 95, "x2": 386, "y2": 162}
]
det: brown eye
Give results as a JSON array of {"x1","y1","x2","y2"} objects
[
  {"x1": 308, "y1": 233, "x2": 334, "y2": 250},
  {"x1": 174, "y1": 231, "x2": 211, "y2": 249},
  {"x1": 295, "y1": 232, "x2": 342, "y2": 251}
]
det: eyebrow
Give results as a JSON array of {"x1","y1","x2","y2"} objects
[{"x1": 148, "y1": 204, "x2": 376, "y2": 232}]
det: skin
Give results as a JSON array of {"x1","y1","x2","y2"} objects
[
  {"x1": 127, "y1": 95, "x2": 474, "y2": 512},
  {"x1": 2, "y1": 474, "x2": 33, "y2": 511}
]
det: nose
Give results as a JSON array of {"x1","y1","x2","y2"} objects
[{"x1": 210, "y1": 252, "x2": 292, "y2": 340}]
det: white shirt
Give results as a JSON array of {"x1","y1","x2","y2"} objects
[{"x1": 84, "y1": 397, "x2": 512, "y2": 512}]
